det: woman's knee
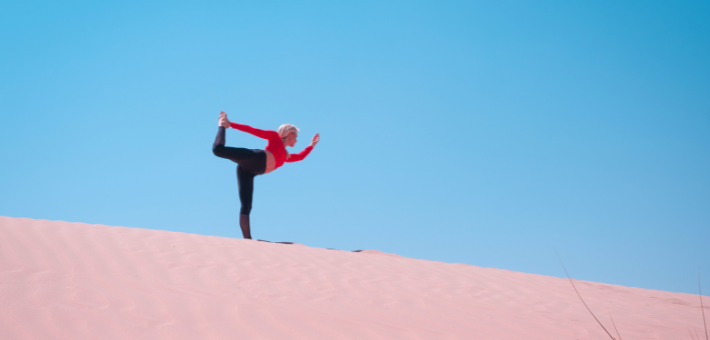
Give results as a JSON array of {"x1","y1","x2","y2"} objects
[{"x1": 212, "y1": 144, "x2": 225, "y2": 157}]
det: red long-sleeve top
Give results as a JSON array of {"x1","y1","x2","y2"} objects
[{"x1": 229, "y1": 122, "x2": 313, "y2": 170}]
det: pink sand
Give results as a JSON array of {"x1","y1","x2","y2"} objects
[{"x1": 1, "y1": 216, "x2": 706, "y2": 339}]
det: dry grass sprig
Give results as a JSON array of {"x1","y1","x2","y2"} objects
[
  {"x1": 556, "y1": 251, "x2": 708, "y2": 340},
  {"x1": 555, "y1": 250, "x2": 616, "y2": 340},
  {"x1": 609, "y1": 312, "x2": 623, "y2": 340},
  {"x1": 699, "y1": 271, "x2": 708, "y2": 340},
  {"x1": 688, "y1": 327, "x2": 698, "y2": 340}
]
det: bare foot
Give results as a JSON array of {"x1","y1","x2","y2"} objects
[{"x1": 219, "y1": 112, "x2": 230, "y2": 128}]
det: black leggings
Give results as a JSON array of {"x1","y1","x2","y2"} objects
[{"x1": 212, "y1": 127, "x2": 266, "y2": 215}]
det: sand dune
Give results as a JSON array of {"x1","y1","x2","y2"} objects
[{"x1": 0, "y1": 216, "x2": 706, "y2": 339}]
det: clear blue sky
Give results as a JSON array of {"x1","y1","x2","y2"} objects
[{"x1": 1, "y1": 0, "x2": 708, "y2": 294}]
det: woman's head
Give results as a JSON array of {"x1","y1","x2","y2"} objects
[{"x1": 278, "y1": 123, "x2": 299, "y2": 147}]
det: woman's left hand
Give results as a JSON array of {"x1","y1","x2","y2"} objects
[{"x1": 310, "y1": 133, "x2": 320, "y2": 147}]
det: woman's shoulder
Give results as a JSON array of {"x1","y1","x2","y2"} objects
[{"x1": 265, "y1": 130, "x2": 281, "y2": 139}]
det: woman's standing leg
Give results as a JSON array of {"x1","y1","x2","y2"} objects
[
  {"x1": 236, "y1": 165, "x2": 256, "y2": 239},
  {"x1": 213, "y1": 125, "x2": 265, "y2": 239}
]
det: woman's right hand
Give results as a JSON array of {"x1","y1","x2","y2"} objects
[
  {"x1": 219, "y1": 111, "x2": 230, "y2": 128},
  {"x1": 310, "y1": 133, "x2": 320, "y2": 147}
]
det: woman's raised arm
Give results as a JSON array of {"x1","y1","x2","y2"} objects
[
  {"x1": 284, "y1": 146, "x2": 313, "y2": 163},
  {"x1": 220, "y1": 111, "x2": 278, "y2": 140}
]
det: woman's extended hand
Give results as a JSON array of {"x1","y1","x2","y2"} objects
[
  {"x1": 219, "y1": 111, "x2": 230, "y2": 128},
  {"x1": 310, "y1": 133, "x2": 320, "y2": 147}
]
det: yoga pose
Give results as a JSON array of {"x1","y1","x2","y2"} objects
[{"x1": 212, "y1": 111, "x2": 319, "y2": 239}]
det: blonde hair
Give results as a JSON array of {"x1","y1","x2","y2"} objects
[{"x1": 277, "y1": 123, "x2": 299, "y2": 139}]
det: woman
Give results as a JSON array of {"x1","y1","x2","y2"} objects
[{"x1": 212, "y1": 111, "x2": 319, "y2": 239}]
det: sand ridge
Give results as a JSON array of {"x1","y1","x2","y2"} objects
[{"x1": 0, "y1": 216, "x2": 706, "y2": 339}]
